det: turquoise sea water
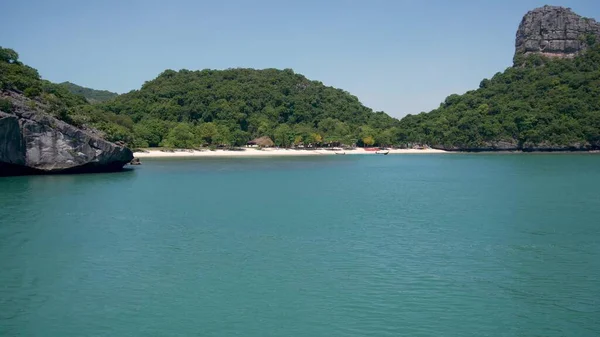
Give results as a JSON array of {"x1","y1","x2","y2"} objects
[{"x1": 1, "y1": 154, "x2": 599, "y2": 336}]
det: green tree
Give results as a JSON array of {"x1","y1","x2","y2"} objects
[
  {"x1": 161, "y1": 123, "x2": 197, "y2": 148},
  {"x1": 362, "y1": 135, "x2": 375, "y2": 147},
  {"x1": 274, "y1": 124, "x2": 294, "y2": 147},
  {"x1": 0, "y1": 47, "x2": 19, "y2": 63},
  {"x1": 232, "y1": 129, "x2": 250, "y2": 146},
  {"x1": 306, "y1": 132, "x2": 323, "y2": 146},
  {"x1": 377, "y1": 128, "x2": 395, "y2": 147},
  {"x1": 359, "y1": 125, "x2": 376, "y2": 147},
  {"x1": 214, "y1": 124, "x2": 233, "y2": 146},
  {"x1": 196, "y1": 122, "x2": 219, "y2": 145}
]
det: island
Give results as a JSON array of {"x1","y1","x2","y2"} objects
[{"x1": 2, "y1": 5, "x2": 599, "y2": 175}]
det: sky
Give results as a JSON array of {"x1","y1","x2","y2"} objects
[{"x1": 1, "y1": 0, "x2": 598, "y2": 118}]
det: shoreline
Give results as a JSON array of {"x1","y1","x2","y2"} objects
[{"x1": 133, "y1": 148, "x2": 448, "y2": 158}]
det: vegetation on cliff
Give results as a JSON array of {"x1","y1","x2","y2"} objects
[
  {"x1": 398, "y1": 40, "x2": 600, "y2": 150},
  {"x1": 0, "y1": 47, "x2": 87, "y2": 118},
  {"x1": 0, "y1": 46, "x2": 139, "y2": 140},
  {"x1": 0, "y1": 47, "x2": 132, "y2": 175}
]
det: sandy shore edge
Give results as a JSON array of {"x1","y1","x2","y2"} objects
[{"x1": 133, "y1": 148, "x2": 448, "y2": 158}]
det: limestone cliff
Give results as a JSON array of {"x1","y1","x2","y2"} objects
[
  {"x1": 515, "y1": 5, "x2": 600, "y2": 60},
  {"x1": 0, "y1": 91, "x2": 133, "y2": 176}
]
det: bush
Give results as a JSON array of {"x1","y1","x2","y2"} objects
[
  {"x1": 24, "y1": 86, "x2": 41, "y2": 98},
  {"x1": 0, "y1": 98, "x2": 13, "y2": 112}
]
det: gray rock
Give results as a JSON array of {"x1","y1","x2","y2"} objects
[
  {"x1": 515, "y1": 6, "x2": 600, "y2": 59},
  {"x1": 0, "y1": 91, "x2": 133, "y2": 176},
  {"x1": 433, "y1": 140, "x2": 596, "y2": 152},
  {"x1": 521, "y1": 141, "x2": 594, "y2": 152},
  {"x1": 0, "y1": 111, "x2": 25, "y2": 166},
  {"x1": 432, "y1": 140, "x2": 519, "y2": 152}
]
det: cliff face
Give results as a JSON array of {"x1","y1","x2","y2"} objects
[
  {"x1": 0, "y1": 111, "x2": 25, "y2": 165},
  {"x1": 515, "y1": 5, "x2": 600, "y2": 59},
  {"x1": 0, "y1": 91, "x2": 133, "y2": 176}
]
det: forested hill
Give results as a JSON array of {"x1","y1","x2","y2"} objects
[
  {"x1": 1, "y1": 46, "x2": 400, "y2": 149},
  {"x1": 398, "y1": 44, "x2": 600, "y2": 151},
  {"x1": 397, "y1": 6, "x2": 600, "y2": 151},
  {"x1": 97, "y1": 68, "x2": 400, "y2": 148},
  {"x1": 59, "y1": 82, "x2": 118, "y2": 103}
]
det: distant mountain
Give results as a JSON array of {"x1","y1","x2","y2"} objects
[{"x1": 59, "y1": 82, "x2": 118, "y2": 103}]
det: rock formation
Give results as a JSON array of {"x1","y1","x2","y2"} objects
[
  {"x1": 431, "y1": 140, "x2": 599, "y2": 153},
  {"x1": 0, "y1": 91, "x2": 133, "y2": 176},
  {"x1": 515, "y1": 5, "x2": 600, "y2": 59}
]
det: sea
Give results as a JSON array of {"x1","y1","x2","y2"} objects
[{"x1": 1, "y1": 154, "x2": 599, "y2": 336}]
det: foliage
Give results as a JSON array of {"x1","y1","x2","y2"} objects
[
  {"x1": 0, "y1": 98, "x2": 13, "y2": 112},
  {"x1": 0, "y1": 47, "x2": 19, "y2": 64}
]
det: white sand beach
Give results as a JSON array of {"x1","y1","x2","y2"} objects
[{"x1": 133, "y1": 147, "x2": 447, "y2": 158}]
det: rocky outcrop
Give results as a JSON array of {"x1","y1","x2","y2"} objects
[
  {"x1": 0, "y1": 91, "x2": 133, "y2": 176},
  {"x1": 432, "y1": 140, "x2": 599, "y2": 152},
  {"x1": 0, "y1": 111, "x2": 25, "y2": 165},
  {"x1": 432, "y1": 141, "x2": 519, "y2": 152},
  {"x1": 515, "y1": 6, "x2": 600, "y2": 59}
]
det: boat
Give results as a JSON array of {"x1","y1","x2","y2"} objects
[{"x1": 376, "y1": 150, "x2": 389, "y2": 155}]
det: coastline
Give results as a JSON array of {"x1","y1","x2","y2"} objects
[{"x1": 133, "y1": 148, "x2": 448, "y2": 158}]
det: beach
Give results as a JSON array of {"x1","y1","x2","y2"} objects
[{"x1": 133, "y1": 147, "x2": 447, "y2": 158}]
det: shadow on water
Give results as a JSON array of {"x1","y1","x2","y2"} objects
[{"x1": 0, "y1": 166, "x2": 136, "y2": 178}]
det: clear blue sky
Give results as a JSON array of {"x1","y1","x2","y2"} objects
[{"x1": 1, "y1": 0, "x2": 598, "y2": 118}]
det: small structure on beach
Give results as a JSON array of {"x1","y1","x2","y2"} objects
[{"x1": 247, "y1": 136, "x2": 274, "y2": 148}]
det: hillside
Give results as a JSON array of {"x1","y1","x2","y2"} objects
[
  {"x1": 96, "y1": 68, "x2": 400, "y2": 148},
  {"x1": 0, "y1": 47, "x2": 132, "y2": 175},
  {"x1": 0, "y1": 46, "x2": 400, "y2": 149},
  {"x1": 0, "y1": 47, "x2": 130, "y2": 136},
  {"x1": 59, "y1": 81, "x2": 118, "y2": 103},
  {"x1": 1, "y1": 48, "x2": 89, "y2": 119},
  {"x1": 398, "y1": 6, "x2": 600, "y2": 151}
]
